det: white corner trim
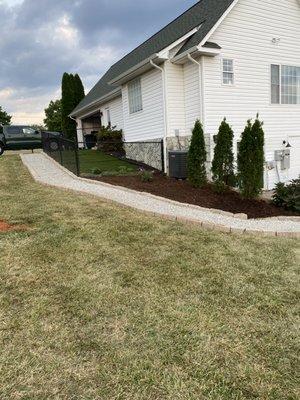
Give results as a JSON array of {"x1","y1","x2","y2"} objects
[{"x1": 199, "y1": 0, "x2": 240, "y2": 46}]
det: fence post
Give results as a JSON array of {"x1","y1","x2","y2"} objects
[
  {"x1": 74, "y1": 136, "x2": 80, "y2": 176},
  {"x1": 59, "y1": 136, "x2": 63, "y2": 166},
  {"x1": 161, "y1": 139, "x2": 165, "y2": 173},
  {"x1": 48, "y1": 132, "x2": 51, "y2": 156}
]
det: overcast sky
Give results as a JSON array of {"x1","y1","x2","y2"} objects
[{"x1": 0, "y1": 0, "x2": 196, "y2": 125}]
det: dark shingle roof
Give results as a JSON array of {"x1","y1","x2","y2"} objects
[{"x1": 72, "y1": 0, "x2": 235, "y2": 116}]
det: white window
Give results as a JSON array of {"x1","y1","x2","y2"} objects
[
  {"x1": 222, "y1": 59, "x2": 234, "y2": 85},
  {"x1": 106, "y1": 108, "x2": 111, "y2": 125},
  {"x1": 128, "y1": 78, "x2": 143, "y2": 113},
  {"x1": 271, "y1": 64, "x2": 300, "y2": 105}
]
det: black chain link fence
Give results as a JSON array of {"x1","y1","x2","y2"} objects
[
  {"x1": 41, "y1": 132, "x2": 80, "y2": 176},
  {"x1": 41, "y1": 129, "x2": 164, "y2": 176}
]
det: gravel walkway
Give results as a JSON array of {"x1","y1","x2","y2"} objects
[{"x1": 21, "y1": 153, "x2": 300, "y2": 237}]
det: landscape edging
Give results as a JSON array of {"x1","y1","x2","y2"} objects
[{"x1": 23, "y1": 153, "x2": 300, "y2": 239}]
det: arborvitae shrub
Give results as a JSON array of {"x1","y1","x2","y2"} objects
[
  {"x1": 237, "y1": 116, "x2": 265, "y2": 198},
  {"x1": 61, "y1": 73, "x2": 77, "y2": 139},
  {"x1": 187, "y1": 120, "x2": 207, "y2": 188},
  {"x1": 212, "y1": 118, "x2": 235, "y2": 191}
]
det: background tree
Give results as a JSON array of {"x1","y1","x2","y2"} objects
[
  {"x1": 61, "y1": 73, "x2": 85, "y2": 139},
  {"x1": 187, "y1": 120, "x2": 207, "y2": 188},
  {"x1": 61, "y1": 73, "x2": 77, "y2": 139},
  {"x1": 30, "y1": 124, "x2": 46, "y2": 131},
  {"x1": 74, "y1": 74, "x2": 85, "y2": 106},
  {"x1": 237, "y1": 115, "x2": 265, "y2": 198},
  {"x1": 44, "y1": 100, "x2": 62, "y2": 132},
  {"x1": 0, "y1": 106, "x2": 12, "y2": 126},
  {"x1": 212, "y1": 118, "x2": 235, "y2": 190}
]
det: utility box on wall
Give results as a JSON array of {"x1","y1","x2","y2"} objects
[
  {"x1": 274, "y1": 149, "x2": 291, "y2": 170},
  {"x1": 169, "y1": 151, "x2": 188, "y2": 179}
]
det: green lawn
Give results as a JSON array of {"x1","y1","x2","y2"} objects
[
  {"x1": 78, "y1": 149, "x2": 138, "y2": 174},
  {"x1": 0, "y1": 155, "x2": 299, "y2": 400}
]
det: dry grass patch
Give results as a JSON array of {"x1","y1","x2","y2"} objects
[{"x1": 0, "y1": 155, "x2": 299, "y2": 400}]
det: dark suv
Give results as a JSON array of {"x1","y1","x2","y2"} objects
[{"x1": 0, "y1": 125, "x2": 61, "y2": 155}]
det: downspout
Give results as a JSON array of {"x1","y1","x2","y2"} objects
[{"x1": 150, "y1": 59, "x2": 168, "y2": 173}]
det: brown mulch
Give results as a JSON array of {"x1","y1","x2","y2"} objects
[{"x1": 89, "y1": 173, "x2": 298, "y2": 219}]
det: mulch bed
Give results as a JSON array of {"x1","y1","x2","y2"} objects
[{"x1": 90, "y1": 173, "x2": 298, "y2": 219}]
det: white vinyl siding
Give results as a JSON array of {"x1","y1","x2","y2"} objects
[
  {"x1": 99, "y1": 96, "x2": 124, "y2": 130},
  {"x1": 128, "y1": 78, "x2": 143, "y2": 114},
  {"x1": 202, "y1": 0, "x2": 300, "y2": 188},
  {"x1": 183, "y1": 61, "x2": 200, "y2": 133},
  {"x1": 164, "y1": 61, "x2": 186, "y2": 136},
  {"x1": 122, "y1": 68, "x2": 164, "y2": 142}
]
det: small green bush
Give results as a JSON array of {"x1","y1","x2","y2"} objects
[
  {"x1": 91, "y1": 168, "x2": 102, "y2": 175},
  {"x1": 97, "y1": 125, "x2": 124, "y2": 154},
  {"x1": 272, "y1": 178, "x2": 300, "y2": 212},
  {"x1": 118, "y1": 166, "x2": 135, "y2": 174},
  {"x1": 212, "y1": 118, "x2": 235, "y2": 191},
  {"x1": 187, "y1": 120, "x2": 207, "y2": 188},
  {"x1": 140, "y1": 170, "x2": 154, "y2": 182},
  {"x1": 237, "y1": 115, "x2": 265, "y2": 199}
]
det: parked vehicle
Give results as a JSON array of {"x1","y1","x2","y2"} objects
[{"x1": 0, "y1": 125, "x2": 62, "y2": 155}]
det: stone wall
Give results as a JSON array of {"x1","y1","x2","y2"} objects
[
  {"x1": 166, "y1": 135, "x2": 212, "y2": 177},
  {"x1": 124, "y1": 140, "x2": 163, "y2": 170},
  {"x1": 124, "y1": 134, "x2": 213, "y2": 175}
]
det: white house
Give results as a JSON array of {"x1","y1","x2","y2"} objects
[{"x1": 71, "y1": 0, "x2": 300, "y2": 189}]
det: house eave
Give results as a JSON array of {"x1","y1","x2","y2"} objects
[
  {"x1": 172, "y1": 45, "x2": 221, "y2": 64},
  {"x1": 70, "y1": 88, "x2": 122, "y2": 118},
  {"x1": 108, "y1": 54, "x2": 168, "y2": 86}
]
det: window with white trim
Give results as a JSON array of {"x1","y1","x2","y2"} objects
[
  {"x1": 128, "y1": 78, "x2": 143, "y2": 114},
  {"x1": 222, "y1": 59, "x2": 234, "y2": 85},
  {"x1": 271, "y1": 64, "x2": 300, "y2": 104}
]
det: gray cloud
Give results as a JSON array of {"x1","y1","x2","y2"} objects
[{"x1": 0, "y1": 0, "x2": 196, "y2": 123}]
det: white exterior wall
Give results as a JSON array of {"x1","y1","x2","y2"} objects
[
  {"x1": 202, "y1": 0, "x2": 300, "y2": 188},
  {"x1": 99, "y1": 96, "x2": 124, "y2": 130},
  {"x1": 183, "y1": 60, "x2": 201, "y2": 135},
  {"x1": 122, "y1": 68, "x2": 164, "y2": 142},
  {"x1": 164, "y1": 61, "x2": 186, "y2": 137}
]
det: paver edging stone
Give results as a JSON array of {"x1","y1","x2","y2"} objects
[{"x1": 21, "y1": 153, "x2": 300, "y2": 239}]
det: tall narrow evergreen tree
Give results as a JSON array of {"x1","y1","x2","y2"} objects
[
  {"x1": 237, "y1": 115, "x2": 265, "y2": 198},
  {"x1": 74, "y1": 74, "x2": 85, "y2": 106},
  {"x1": 61, "y1": 73, "x2": 85, "y2": 139},
  {"x1": 212, "y1": 118, "x2": 235, "y2": 190},
  {"x1": 61, "y1": 73, "x2": 77, "y2": 139},
  {"x1": 187, "y1": 120, "x2": 207, "y2": 188}
]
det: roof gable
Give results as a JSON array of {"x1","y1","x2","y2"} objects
[{"x1": 72, "y1": 0, "x2": 236, "y2": 116}]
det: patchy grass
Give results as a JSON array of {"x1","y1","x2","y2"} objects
[
  {"x1": 78, "y1": 149, "x2": 138, "y2": 174},
  {"x1": 0, "y1": 155, "x2": 299, "y2": 400}
]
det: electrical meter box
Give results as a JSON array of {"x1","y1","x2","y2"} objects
[
  {"x1": 281, "y1": 149, "x2": 290, "y2": 170},
  {"x1": 274, "y1": 149, "x2": 290, "y2": 170}
]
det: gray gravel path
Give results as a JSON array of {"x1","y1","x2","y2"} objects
[{"x1": 21, "y1": 153, "x2": 300, "y2": 236}]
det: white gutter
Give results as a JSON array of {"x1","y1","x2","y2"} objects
[
  {"x1": 187, "y1": 54, "x2": 206, "y2": 133},
  {"x1": 109, "y1": 54, "x2": 160, "y2": 86},
  {"x1": 150, "y1": 59, "x2": 168, "y2": 173}
]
